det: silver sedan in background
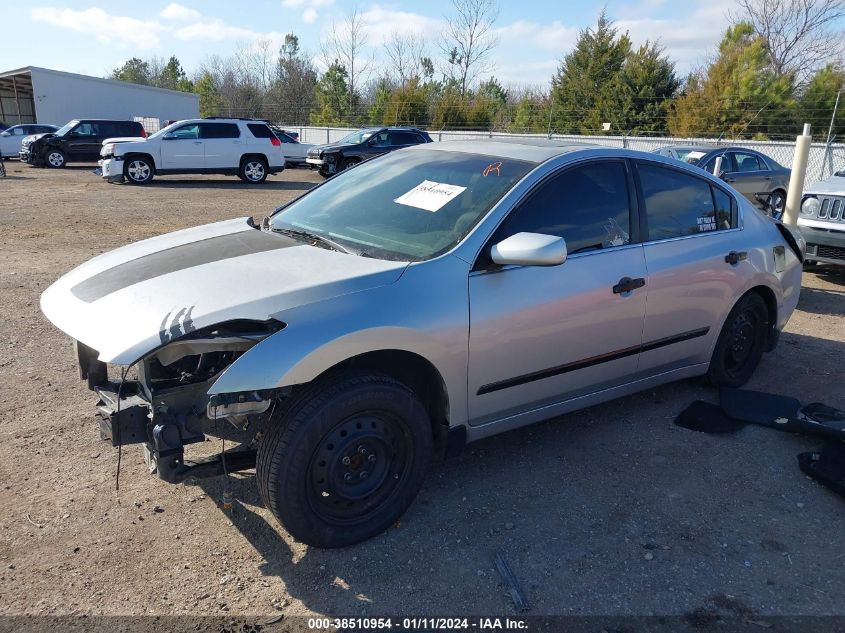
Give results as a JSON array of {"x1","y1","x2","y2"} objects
[
  {"x1": 656, "y1": 145, "x2": 791, "y2": 218},
  {"x1": 41, "y1": 140, "x2": 804, "y2": 547}
]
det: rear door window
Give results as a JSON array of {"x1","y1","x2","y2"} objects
[
  {"x1": 638, "y1": 163, "x2": 733, "y2": 239},
  {"x1": 389, "y1": 131, "x2": 419, "y2": 146},
  {"x1": 731, "y1": 151, "x2": 767, "y2": 172},
  {"x1": 201, "y1": 123, "x2": 240, "y2": 139}
]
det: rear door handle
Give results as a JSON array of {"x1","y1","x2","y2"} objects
[
  {"x1": 613, "y1": 276, "x2": 646, "y2": 294},
  {"x1": 725, "y1": 251, "x2": 748, "y2": 265}
]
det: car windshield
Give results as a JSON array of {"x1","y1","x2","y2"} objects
[
  {"x1": 55, "y1": 120, "x2": 79, "y2": 136},
  {"x1": 268, "y1": 149, "x2": 535, "y2": 261},
  {"x1": 337, "y1": 130, "x2": 375, "y2": 145},
  {"x1": 679, "y1": 149, "x2": 707, "y2": 163}
]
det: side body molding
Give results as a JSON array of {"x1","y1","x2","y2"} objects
[{"x1": 207, "y1": 254, "x2": 472, "y2": 428}]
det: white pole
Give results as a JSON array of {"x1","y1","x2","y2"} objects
[{"x1": 783, "y1": 123, "x2": 812, "y2": 227}]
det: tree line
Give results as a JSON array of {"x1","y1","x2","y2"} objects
[{"x1": 109, "y1": 0, "x2": 845, "y2": 140}]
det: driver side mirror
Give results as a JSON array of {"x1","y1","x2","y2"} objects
[
  {"x1": 162, "y1": 132, "x2": 176, "y2": 140},
  {"x1": 491, "y1": 232, "x2": 568, "y2": 267}
]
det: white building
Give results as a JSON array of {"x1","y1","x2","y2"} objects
[{"x1": 0, "y1": 66, "x2": 199, "y2": 127}]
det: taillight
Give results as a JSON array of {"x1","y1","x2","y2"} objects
[
  {"x1": 140, "y1": 128, "x2": 147, "y2": 138},
  {"x1": 270, "y1": 136, "x2": 281, "y2": 146}
]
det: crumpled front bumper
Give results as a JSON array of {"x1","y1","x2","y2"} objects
[{"x1": 99, "y1": 157, "x2": 125, "y2": 183}]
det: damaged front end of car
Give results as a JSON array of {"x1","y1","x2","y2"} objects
[{"x1": 79, "y1": 318, "x2": 286, "y2": 483}]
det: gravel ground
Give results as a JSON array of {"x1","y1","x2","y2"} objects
[{"x1": 0, "y1": 163, "x2": 843, "y2": 622}]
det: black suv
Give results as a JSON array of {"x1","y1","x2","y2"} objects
[
  {"x1": 21, "y1": 119, "x2": 145, "y2": 168},
  {"x1": 305, "y1": 127, "x2": 432, "y2": 178}
]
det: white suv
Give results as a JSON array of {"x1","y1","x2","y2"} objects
[{"x1": 99, "y1": 118, "x2": 285, "y2": 185}]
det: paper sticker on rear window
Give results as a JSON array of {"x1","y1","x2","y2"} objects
[{"x1": 394, "y1": 180, "x2": 467, "y2": 212}]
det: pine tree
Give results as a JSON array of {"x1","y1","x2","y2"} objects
[
  {"x1": 311, "y1": 62, "x2": 351, "y2": 125},
  {"x1": 550, "y1": 12, "x2": 631, "y2": 134}
]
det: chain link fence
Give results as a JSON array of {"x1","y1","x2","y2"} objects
[{"x1": 287, "y1": 125, "x2": 845, "y2": 186}]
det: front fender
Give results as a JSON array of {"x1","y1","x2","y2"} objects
[
  {"x1": 206, "y1": 255, "x2": 471, "y2": 426},
  {"x1": 208, "y1": 324, "x2": 450, "y2": 395}
]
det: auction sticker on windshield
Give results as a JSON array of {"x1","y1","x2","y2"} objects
[{"x1": 394, "y1": 180, "x2": 467, "y2": 212}]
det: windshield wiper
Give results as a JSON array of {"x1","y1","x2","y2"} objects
[{"x1": 271, "y1": 226, "x2": 353, "y2": 254}]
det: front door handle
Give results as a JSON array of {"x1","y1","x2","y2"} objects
[
  {"x1": 725, "y1": 251, "x2": 748, "y2": 265},
  {"x1": 613, "y1": 276, "x2": 646, "y2": 294}
]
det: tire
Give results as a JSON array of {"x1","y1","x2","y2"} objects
[
  {"x1": 239, "y1": 157, "x2": 267, "y2": 184},
  {"x1": 707, "y1": 292, "x2": 769, "y2": 388},
  {"x1": 769, "y1": 189, "x2": 786, "y2": 220},
  {"x1": 44, "y1": 149, "x2": 66, "y2": 168},
  {"x1": 340, "y1": 157, "x2": 359, "y2": 172},
  {"x1": 256, "y1": 372, "x2": 433, "y2": 548},
  {"x1": 124, "y1": 156, "x2": 154, "y2": 185}
]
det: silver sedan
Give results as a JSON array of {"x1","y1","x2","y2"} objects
[{"x1": 41, "y1": 140, "x2": 804, "y2": 547}]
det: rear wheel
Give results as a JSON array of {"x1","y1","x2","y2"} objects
[
  {"x1": 45, "y1": 149, "x2": 66, "y2": 168},
  {"x1": 707, "y1": 292, "x2": 769, "y2": 387},
  {"x1": 124, "y1": 156, "x2": 154, "y2": 184},
  {"x1": 256, "y1": 372, "x2": 432, "y2": 548},
  {"x1": 239, "y1": 157, "x2": 267, "y2": 183}
]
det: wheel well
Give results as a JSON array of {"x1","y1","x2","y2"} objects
[
  {"x1": 241, "y1": 153, "x2": 268, "y2": 165},
  {"x1": 748, "y1": 285, "x2": 778, "y2": 349},
  {"x1": 123, "y1": 152, "x2": 156, "y2": 170},
  {"x1": 316, "y1": 350, "x2": 450, "y2": 457}
]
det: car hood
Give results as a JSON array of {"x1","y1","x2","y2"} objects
[
  {"x1": 309, "y1": 143, "x2": 350, "y2": 154},
  {"x1": 104, "y1": 136, "x2": 146, "y2": 144},
  {"x1": 41, "y1": 217, "x2": 408, "y2": 364},
  {"x1": 23, "y1": 132, "x2": 53, "y2": 145},
  {"x1": 804, "y1": 175, "x2": 845, "y2": 196}
]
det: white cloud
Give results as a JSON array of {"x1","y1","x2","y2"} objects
[
  {"x1": 302, "y1": 8, "x2": 319, "y2": 24},
  {"x1": 30, "y1": 7, "x2": 166, "y2": 48},
  {"x1": 174, "y1": 18, "x2": 262, "y2": 41},
  {"x1": 282, "y1": 0, "x2": 333, "y2": 7},
  {"x1": 496, "y1": 20, "x2": 579, "y2": 53},
  {"x1": 159, "y1": 3, "x2": 201, "y2": 21},
  {"x1": 359, "y1": 7, "x2": 444, "y2": 45}
]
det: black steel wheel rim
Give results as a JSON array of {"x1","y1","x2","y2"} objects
[
  {"x1": 307, "y1": 411, "x2": 411, "y2": 523},
  {"x1": 725, "y1": 310, "x2": 757, "y2": 375}
]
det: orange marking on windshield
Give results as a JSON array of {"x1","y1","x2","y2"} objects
[{"x1": 483, "y1": 162, "x2": 502, "y2": 177}]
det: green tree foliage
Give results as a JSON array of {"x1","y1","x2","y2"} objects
[
  {"x1": 510, "y1": 93, "x2": 549, "y2": 133},
  {"x1": 619, "y1": 43, "x2": 680, "y2": 134},
  {"x1": 266, "y1": 34, "x2": 318, "y2": 123},
  {"x1": 383, "y1": 78, "x2": 430, "y2": 126},
  {"x1": 195, "y1": 72, "x2": 223, "y2": 117},
  {"x1": 311, "y1": 61, "x2": 351, "y2": 125},
  {"x1": 431, "y1": 87, "x2": 467, "y2": 129},
  {"x1": 798, "y1": 65, "x2": 845, "y2": 141},
  {"x1": 368, "y1": 78, "x2": 392, "y2": 124},
  {"x1": 668, "y1": 23, "x2": 796, "y2": 138},
  {"x1": 550, "y1": 12, "x2": 631, "y2": 134},
  {"x1": 157, "y1": 55, "x2": 194, "y2": 92},
  {"x1": 111, "y1": 58, "x2": 151, "y2": 85}
]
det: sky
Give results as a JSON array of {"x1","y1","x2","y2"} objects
[{"x1": 3, "y1": 0, "x2": 744, "y2": 88}]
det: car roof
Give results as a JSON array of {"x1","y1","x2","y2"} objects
[
  {"x1": 405, "y1": 138, "x2": 598, "y2": 163},
  {"x1": 661, "y1": 145, "x2": 716, "y2": 151}
]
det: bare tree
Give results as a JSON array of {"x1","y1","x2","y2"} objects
[
  {"x1": 384, "y1": 32, "x2": 426, "y2": 87},
  {"x1": 737, "y1": 0, "x2": 845, "y2": 80},
  {"x1": 439, "y1": 0, "x2": 499, "y2": 96},
  {"x1": 322, "y1": 7, "x2": 373, "y2": 110}
]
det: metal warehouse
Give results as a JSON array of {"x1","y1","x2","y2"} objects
[{"x1": 0, "y1": 66, "x2": 199, "y2": 127}]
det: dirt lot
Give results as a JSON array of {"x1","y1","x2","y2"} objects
[{"x1": 1, "y1": 163, "x2": 844, "y2": 622}]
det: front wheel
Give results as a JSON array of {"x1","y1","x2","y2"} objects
[
  {"x1": 256, "y1": 372, "x2": 433, "y2": 548},
  {"x1": 44, "y1": 149, "x2": 66, "y2": 168},
  {"x1": 124, "y1": 157, "x2": 154, "y2": 184},
  {"x1": 239, "y1": 158, "x2": 267, "y2": 183},
  {"x1": 768, "y1": 189, "x2": 786, "y2": 220},
  {"x1": 707, "y1": 292, "x2": 769, "y2": 387}
]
